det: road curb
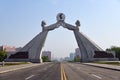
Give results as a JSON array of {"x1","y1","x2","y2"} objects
[{"x1": 83, "y1": 63, "x2": 120, "y2": 71}]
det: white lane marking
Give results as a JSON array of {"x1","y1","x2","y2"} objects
[
  {"x1": 91, "y1": 74, "x2": 102, "y2": 79},
  {"x1": 37, "y1": 64, "x2": 53, "y2": 72},
  {"x1": 25, "y1": 75, "x2": 35, "y2": 80},
  {"x1": 77, "y1": 67, "x2": 81, "y2": 70},
  {"x1": 48, "y1": 64, "x2": 53, "y2": 67},
  {"x1": 70, "y1": 64, "x2": 74, "y2": 66},
  {"x1": 41, "y1": 64, "x2": 53, "y2": 71},
  {"x1": 43, "y1": 68, "x2": 47, "y2": 71}
]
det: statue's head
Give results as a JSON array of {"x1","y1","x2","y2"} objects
[
  {"x1": 56, "y1": 13, "x2": 65, "y2": 22},
  {"x1": 41, "y1": 20, "x2": 46, "y2": 27}
]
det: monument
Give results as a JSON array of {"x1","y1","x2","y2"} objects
[{"x1": 7, "y1": 13, "x2": 118, "y2": 63}]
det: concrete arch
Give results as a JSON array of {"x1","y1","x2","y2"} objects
[
  {"x1": 15, "y1": 13, "x2": 102, "y2": 63},
  {"x1": 8, "y1": 13, "x2": 118, "y2": 63}
]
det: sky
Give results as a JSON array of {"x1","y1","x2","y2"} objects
[{"x1": 0, "y1": 0, "x2": 120, "y2": 59}]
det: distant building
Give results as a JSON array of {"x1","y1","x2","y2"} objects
[
  {"x1": 75, "y1": 48, "x2": 81, "y2": 58},
  {"x1": 0, "y1": 45, "x2": 22, "y2": 58},
  {"x1": 69, "y1": 53, "x2": 75, "y2": 61},
  {"x1": 42, "y1": 51, "x2": 51, "y2": 60},
  {"x1": 64, "y1": 57, "x2": 70, "y2": 61},
  {"x1": 0, "y1": 45, "x2": 16, "y2": 52},
  {"x1": 59, "y1": 58, "x2": 64, "y2": 62}
]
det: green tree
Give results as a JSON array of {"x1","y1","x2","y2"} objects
[
  {"x1": 0, "y1": 50, "x2": 7, "y2": 62},
  {"x1": 42, "y1": 56, "x2": 50, "y2": 62},
  {"x1": 74, "y1": 56, "x2": 80, "y2": 62},
  {"x1": 106, "y1": 46, "x2": 120, "y2": 60}
]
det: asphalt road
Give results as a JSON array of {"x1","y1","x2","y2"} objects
[
  {"x1": 0, "y1": 62, "x2": 120, "y2": 80},
  {"x1": 63, "y1": 62, "x2": 120, "y2": 80},
  {"x1": 0, "y1": 62, "x2": 61, "y2": 80}
]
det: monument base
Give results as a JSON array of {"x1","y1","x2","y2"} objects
[
  {"x1": 5, "y1": 59, "x2": 30, "y2": 62},
  {"x1": 30, "y1": 59, "x2": 43, "y2": 63},
  {"x1": 86, "y1": 58, "x2": 119, "y2": 62},
  {"x1": 5, "y1": 58, "x2": 43, "y2": 63}
]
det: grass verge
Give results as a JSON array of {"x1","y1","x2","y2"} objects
[
  {"x1": 0, "y1": 62, "x2": 30, "y2": 66},
  {"x1": 94, "y1": 61, "x2": 120, "y2": 66}
]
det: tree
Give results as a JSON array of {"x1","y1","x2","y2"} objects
[
  {"x1": 0, "y1": 50, "x2": 7, "y2": 62},
  {"x1": 74, "y1": 55, "x2": 80, "y2": 62},
  {"x1": 106, "y1": 46, "x2": 120, "y2": 60},
  {"x1": 42, "y1": 56, "x2": 50, "y2": 62}
]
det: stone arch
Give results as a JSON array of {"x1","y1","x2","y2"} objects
[
  {"x1": 8, "y1": 13, "x2": 106, "y2": 63},
  {"x1": 20, "y1": 13, "x2": 104, "y2": 62}
]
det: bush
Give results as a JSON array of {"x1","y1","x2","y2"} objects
[
  {"x1": 74, "y1": 56, "x2": 80, "y2": 62},
  {"x1": 42, "y1": 56, "x2": 50, "y2": 62},
  {"x1": 0, "y1": 50, "x2": 7, "y2": 62}
]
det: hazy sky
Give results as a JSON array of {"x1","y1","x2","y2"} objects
[{"x1": 0, "y1": 0, "x2": 120, "y2": 59}]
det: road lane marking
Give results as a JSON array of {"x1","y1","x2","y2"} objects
[
  {"x1": 61, "y1": 64, "x2": 63, "y2": 80},
  {"x1": 76, "y1": 67, "x2": 81, "y2": 70},
  {"x1": 48, "y1": 64, "x2": 53, "y2": 67},
  {"x1": 91, "y1": 74, "x2": 102, "y2": 79},
  {"x1": 25, "y1": 75, "x2": 35, "y2": 80},
  {"x1": 70, "y1": 64, "x2": 74, "y2": 66},
  {"x1": 43, "y1": 68, "x2": 47, "y2": 71},
  {"x1": 61, "y1": 64, "x2": 67, "y2": 80}
]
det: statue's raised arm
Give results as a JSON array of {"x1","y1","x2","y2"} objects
[
  {"x1": 41, "y1": 13, "x2": 80, "y2": 32},
  {"x1": 41, "y1": 21, "x2": 60, "y2": 32},
  {"x1": 62, "y1": 20, "x2": 80, "y2": 31}
]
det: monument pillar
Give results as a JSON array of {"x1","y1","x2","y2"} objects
[
  {"x1": 21, "y1": 30, "x2": 49, "y2": 63},
  {"x1": 73, "y1": 30, "x2": 88, "y2": 62}
]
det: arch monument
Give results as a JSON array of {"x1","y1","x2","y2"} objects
[{"x1": 7, "y1": 13, "x2": 118, "y2": 63}]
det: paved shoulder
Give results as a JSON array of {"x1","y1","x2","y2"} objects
[
  {"x1": 83, "y1": 63, "x2": 120, "y2": 71},
  {"x1": 0, "y1": 63, "x2": 43, "y2": 74}
]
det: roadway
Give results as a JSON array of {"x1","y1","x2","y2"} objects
[
  {"x1": 0, "y1": 62, "x2": 120, "y2": 80},
  {"x1": 0, "y1": 62, "x2": 61, "y2": 80},
  {"x1": 63, "y1": 62, "x2": 120, "y2": 80}
]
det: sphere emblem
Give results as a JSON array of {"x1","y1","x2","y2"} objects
[{"x1": 56, "y1": 13, "x2": 65, "y2": 21}]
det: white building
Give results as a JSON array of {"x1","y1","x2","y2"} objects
[
  {"x1": 64, "y1": 57, "x2": 70, "y2": 61},
  {"x1": 0, "y1": 45, "x2": 16, "y2": 52}
]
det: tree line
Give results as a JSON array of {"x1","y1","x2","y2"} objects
[{"x1": 0, "y1": 50, "x2": 7, "y2": 62}]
